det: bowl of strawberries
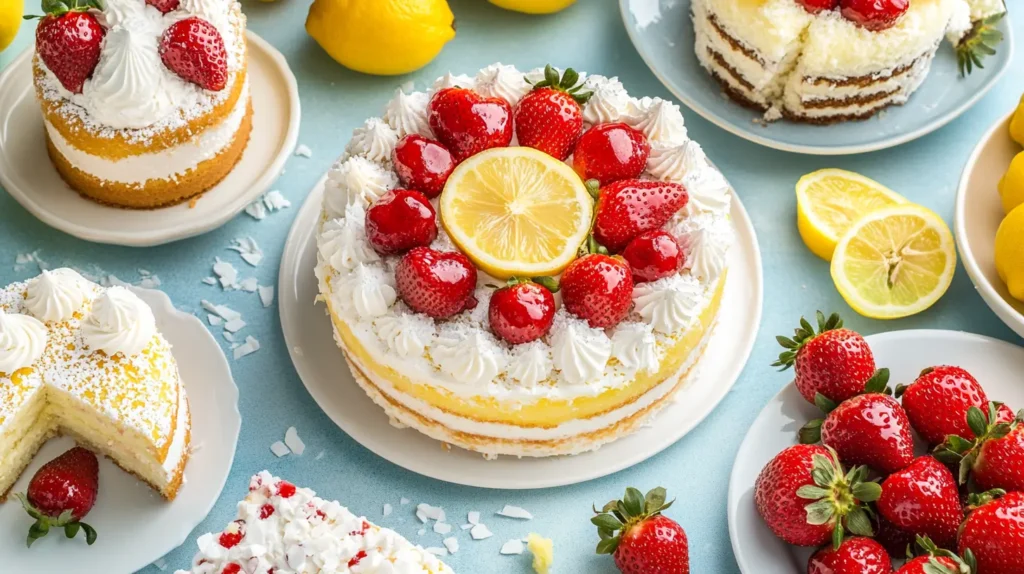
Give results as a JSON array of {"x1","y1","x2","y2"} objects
[{"x1": 728, "y1": 312, "x2": 1024, "y2": 573}]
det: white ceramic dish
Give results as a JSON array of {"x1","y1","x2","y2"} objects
[
  {"x1": 278, "y1": 174, "x2": 763, "y2": 489},
  {"x1": 0, "y1": 31, "x2": 300, "y2": 247},
  {"x1": 955, "y1": 110, "x2": 1024, "y2": 338},
  {"x1": 727, "y1": 329, "x2": 1024, "y2": 573},
  {"x1": 0, "y1": 287, "x2": 241, "y2": 573}
]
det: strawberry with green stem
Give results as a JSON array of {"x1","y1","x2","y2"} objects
[
  {"x1": 26, "y1": 0, "x2": 106, "y2": 94},
  {"x1": 515, "y1": 65, "x2": 591, "y2": 161},
  {"x1": 14, "y1": 447, "x2": 99, "y2": 547},
  {"x1": 894, "y1": 536, "x2": 977, "y2": 574},
  {"x1": 591, "y1": 486, "x2": 689, "y2": 574},
  {"x1": 957, "y1": 490, "x2": 1024, "y2": 574},
  {"x1": 956, "y1": 13, "x2": 1005, "y2": 77},
  {"x1": 934, "y1": 403, "x2": 1024, "y2": 492}
]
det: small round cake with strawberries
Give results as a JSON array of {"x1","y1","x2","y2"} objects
[
  {"x1": 30, "y1": 0, "x2": 250, "y2": 208},
  {"x1": 315, "y1": 64, "x2": 735, "y2": 458}
]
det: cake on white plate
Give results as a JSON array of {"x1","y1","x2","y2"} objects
[
  {"x1": 314, "y1": 63, "x2": 735, "y2": 458},
  {"x1": 692, "y1": 0, "x2": 1007, "y2": 123},
  {"x1": 0, "y1": 269, "x2": 190, "y2": 502},
  {"x1": 175, "y1": 471, "x2": 453, "y2": 574}
]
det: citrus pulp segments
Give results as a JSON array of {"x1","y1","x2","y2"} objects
[
  {"x1": 439, "y1": 146, "x2": 593, "y2": 279},
  {"x1": 831, "y1": 205, "x2": 956, "y2": 319}
]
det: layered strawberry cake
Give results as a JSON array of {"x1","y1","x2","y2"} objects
[
  {"x1": 32, "y1": 0, "x2": 250, "y2": 208},
  {"x1": 693, "y1": 0, "x2": 1007, "y2": 123},
  {"x1": 315, "y1": 64, "x2": 734, "y2": 458}
]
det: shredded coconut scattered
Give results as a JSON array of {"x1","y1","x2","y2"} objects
[
  {"x1": 233, "y1": 336, "x2": 260, "y2": 359},
  {"x1": 258, "y1": 285, "x2": 275, "y2": 308},
  {"x1": 284, "y1": 426, "x2": 305, "y2": 455},
  {"x1": 497, "y1": 505, "x2": 533, "y2": 520},
  {"x1": 207, "y1": 314, "x2": 223, "y2": 326},
  {"x1": 425, "y1": 547, "x2": 447, "y2": 557},
  {"x1": 500, "y1": 539, "x2": 525, "y2": 555},
  {"x1": 270, "y1": 441, "x2": 290, "y2": 457},
  {"x1": 383, "y1": 503, "x2": 393, "y2": 517},
  {"x1": 212, "y1": 258, "x2": 240, "y2": 289},
  {"x1": 229, "y1": 237, "x2": 263, "y2": 267},
  {"x1": 468, "y1": 511, "x2": 480, "y2": 524},
  {"x1": 202, "y1": 277, "x2": 218, "y2": 286},
  {"x1": 294, "y1": 144, "x2": 313, "y2": 158},
  {"x1": 471, "y1": 523, "x2": 493, "y2": 540},
  {"x1": 224, "y1": 318, "x2": 246, "y2": 333},
  {"x1": 434, "y1": 522, "x2": 452, "y2": 535},
  {"x1": 443, "y1": 537, "x2": 459, "y2": 554},
  {"x1": 239, "y1": 277, "x2": 258, "y2": 292}
]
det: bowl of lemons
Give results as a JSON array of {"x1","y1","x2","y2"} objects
[{"x1": 955, "y1": 95, "x2": 1024, "y2": 338}]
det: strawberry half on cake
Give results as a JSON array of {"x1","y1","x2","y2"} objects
[
  {"x1": 314, "y1": 64, "x2": 735, "y2": 458},
  {"x1": 30, "y1": 0, "x2": 251, "y2": 208},
  {"x1": 693, "y1": 0, "x2": 1007, "y2": 123}
]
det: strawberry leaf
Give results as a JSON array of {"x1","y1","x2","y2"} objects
[
  {"x1": 595, "y1": 536, "x2": 620, "y2": 555},
  {"x1": 81, "y1": 522, "x2": 97, "y2": 545},
  {"x1": 591, "y1": 514, "x2": 623, "y2": 531},
  {"x1": 845, "y1": 507, "x2": 874, "y2": 537},
  {"x1": 967, "y1": 407, "x2": 988, "y2": 439},
  {"x1": 814, "y1": 393, "x2": 838, "y2": 414},
  {"x1": 622, "y1": 487, "x2": 644, "y2": 517},
  {"x1": 799, "y1": 419, "x2": 823, "y2": 444},
  {"x1": 863, "y1": 368, "x2": 890, "y2": 394},
  {"x1": 831, "y1": 521, "x2": 844, "y2": 551},
  {"x1": 64, "y1": 522, "x2": 80, "y2": 539},
  {"x1": 796, "y1": 485, "x2": 830, "y2": 500},
  {"x1": 851, "y1": 482, "x2": 881, "y2": 503},
  {"x1": 643, "y1": 487, "x2": 667, "y2": 514}
]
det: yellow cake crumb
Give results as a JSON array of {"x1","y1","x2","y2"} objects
[{"x1": 527, "y1": 533, "x2": 553, "y2": 574}]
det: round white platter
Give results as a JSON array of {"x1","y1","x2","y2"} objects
[
  {"x1": 955, "y1": 110, "x2": 1024, "y2": 338},
  {"x1": 727, "y1": 329, "x2": 1024, "y2": 573},
  {"x1": 0, "y1": 31, "x2": 300, "y2": 247},
  {"x1": 0, "y1": 287, "x2": 241, "y2": 572},
  {"x1": 279, "y1": 174, "x2": 764, "y2": 490}
]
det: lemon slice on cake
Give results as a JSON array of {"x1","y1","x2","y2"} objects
[
  {"x1": 797, "y1": 169, "x2": 907, "y2": 261},
  {"x1": 831, "y1": 204, "x2": 956, "y2": 319},
  {"x1": 440, "y1": 146, "x2": 592, "y2": 279}
]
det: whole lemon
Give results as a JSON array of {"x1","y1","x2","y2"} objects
[
  {"x1": 0, "y1": 0, "x2": 23, "y2": 53},
  {"x1": 995, "y1": 203, "x2": 1024, "y2": 302},
  {"x1": 488, "y1": 0, "x2": 576, "y2": 14},
  {"x1": 999, "y1": 151, "x2": 1024, "y2": 215},
  {"x1": 306, "y1": 0, "x2": 455, "y2": 76},
  {"x1": 1011, "y1": 94, "x2": 1024, "y2": 147}
]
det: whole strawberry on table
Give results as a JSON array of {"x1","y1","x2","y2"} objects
[{"x1": 592, "y1": 486, "x2": 689, "y2": 574}]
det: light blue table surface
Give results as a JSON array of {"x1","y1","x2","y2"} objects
[{"x1": 2, "y1": 2, "x2": 1023, "y2": 572}]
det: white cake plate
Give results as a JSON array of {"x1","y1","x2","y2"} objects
[
  {"x1": 0, "y1": 288, "x2": 241, "y2": 573},
  {"x1": 278, "y1": 174, "x2": 764, "y2": 489},
  {"x1": 0, "y1": 31, "x2": 300, "y2": 247}
]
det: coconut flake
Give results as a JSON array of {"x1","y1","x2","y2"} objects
[
  {"x1": 270, "y1": 441, "x2": 290, "y2": 457},
  {"x1": 471, "y1": 523, "x2": 493, "y2": 540},
  {"x1": 497, "y1": 505, "x2": 533, "y2": 520},
  {"x1": 233, "y1": 336, "x2": 260, "y2": 359},
  {"x1": 224, "y1": 318, "x2": 246, "y2": 333},
  {"x1": 434, "y1": 522, "x2": 452, "y2": 535},
  {"x1": 294, "y1": 144, "x2": 313, "y2": 158},
  {"x1": 383, "y1": 503, "x2": 393, "y2": 517},
  {"x1": 468, "y1": 511, "x2": 481, "y2": 524},
  {"x1": 258, "y1": 286, "x2": 275, "y2": 308},
  {"x1": 284, "y1": 427, "x2": 305, "y2": 455},
  {"x1": 443, "y1": 537, "x2": 459, "y2": 554},
  {"x1": 425, "y1": 547, "x2": 447, "y2": 557},
  {"x1": 500, "y1": 539, "x2": 525, "y2": 555},
  {"x1": 207, "y1": 314, "x2": 223, "y2": 326},
  {"x1": 213, "y1": 258, "x2": 240, "y2": 289},
  {"x1": 229, "y1": 237, "x2": 264, "y2": 267}
]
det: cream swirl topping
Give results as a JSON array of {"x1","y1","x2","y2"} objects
[
  {"x1": 507, "y1": 341, "x2": 553, "y2": 388},
  {"x1": 433, "y1": 72, "x2": 475, "y2": 91},
  {"x1": 474, "y1": 63, "x2": 531, "y2": 105},
  {"x1": 430, "y1": 329, "x2": 507, "y2": 385},
  {"x1": 345, "y1": 118, "x2": 399, "y2": 164},
  {"x1": 670, "y1": 213, "x2": 733, "y2": 282},
  {"x1": 647, "y1": 140, "x2": 705, "y2": 182},
  {"x1": 25, "y1": 268, "x2": 89, "y2": 323},
  {"x1": 611, "y1": 322, "x2": 660, "y2": 375},
  {"x1": 633, "y1": 98, "x2": 688, "y2": 146},
  {"x1": 0, "y1": 309, "x2": 48, "y2": 374},
  {"x1": 684, "y1": 166, "x2": 732, "y2": 216},
  {"x1": 633, "y1": 275, "x2": 703, "y2": 335},
  {"x1": 384, "y1": 88, "x2": 431, "y2": 138},
  {"x1": 333, "y1": 264, "x2": 396, "y2": 320},
  {"x1": 581, "y1": 75, "x2": 634, "y2": 126},
  {"x1": 318, "y1": 204, "x2": 380, "y2": 272},
  {"x1": 373, "y1": 312, "x2": 435, "y2": 359},
  {"x1": 82, "y1": 287, "x2": 156, "y2": 357},
  {"x1": 550, "y1": 313, "x2": 611, "y2": 385},
  {"x1": 323, "y1": 156, "x2": 398, "y2": 216}
]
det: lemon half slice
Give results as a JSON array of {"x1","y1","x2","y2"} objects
[
  {"x1": 797, "y1": 169, "x2": 907, "y2": 261},
  {"x1": 831, "y1": 204, "x2": 956, "y2": 319},
  {"x1": 440, "y1": 147, "x2": 592, "y2": 279}
]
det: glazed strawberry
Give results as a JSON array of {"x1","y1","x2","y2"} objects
[
  {"x1": 935, "y1": 404, "x2": 1024, "y2": 492},
  {"x1": 396, "y1": 247, "x2": 477, "y2": 319},
  {"x1": 515, "y1": 65, "x2": 591, "y2": 161},
  {"x1": 895, "y1": 366, "x2": 988, "y2": 445},
  {"x1": 840, "y1": 0, "x2": 909, "y2": 31},
  {"x1": 159, "y1": 17, "x2": 228, "y2": 91},
  {"x1": 958, "y1": 491, "x2": 1024, "y2": 574},
  {"x1": 573, "y1": 123, "x2": 650, "y2": 185},
  {"x1": 807, "y1": 537, "x2": 891, "y2": 574},
  {"x1": 392, "y1": 135, "x2": 455, "y2": 198},
  {"x1": 754, "y1": 445, "x2": 879, "y2": 548},
  {"x1": 561, "y1": 254, "x2": 633, "y2": 329},
  {"x1": 893, "y1": 536, "x2": 974, "y2": 574},
  {"x1": 622, "y1": 231, "x2": 684, "y2": 283},
  {"x1": 14, "y1": 447, "x2": 99, "y2": 547},
  {"x1": 797, "y1": 0, "x2": 840, "y2": 13},
  {"x1": 428, "y1": 88, "x2": 513, "y2": 162},
  {"x1": 365, "y1": 189, "x2": 438, "y2": 255},
  {"x1": 488, "y1": 279, "x2": 556, "y2": 345},
  {"x1": 32, "y1": 6, "x2": 105, "y2": 94},
  {"x1": 877, "y1": 457, "x2": 963, "y2": 549},
  {"x1": 774, "y1": 312, "x2": 877, "y2": 406},
  {"x1": 592, "y1": 180, "x2": 688, "y2": 253},
  {"x1": 592, "y1": 487, "x2": 688, "y2": 574},
  {"x1": 146, "y1": 0, "x2": 180, "y2": 13}
]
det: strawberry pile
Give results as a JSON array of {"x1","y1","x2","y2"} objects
[{"x1": 756, "y1": 311, "x2": 1024, "y2": 573}]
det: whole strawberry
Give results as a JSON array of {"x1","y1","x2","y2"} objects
[
  {"x1": 365, "y1": 189, "x2": 438, "y2": 255},
  {"x1": 514, "y1": 65, "x2": 591, "y2": 161},
  {"x1": 622, "y1": 230, "x2": 684, "y2": 283},
  {"x1": 428, "y1": 88, "x2": 513, "y2": 162},
  {"x1": 31, "y1": 2, "x2": 105, "y2": 94},
  {"x1": 894, "y1": 536, "x2": 976, "y2": 574},
  {"x1": 877, "y1": 457, "x2": 963, "y2": 549},
  {"x1": 488, "y1": 279, "x2": 557, "y2": 345},
  {"x1": 592, "y1": 180, "x2": 689, "y2": 253},
  {"x1": 395, "y1": 247, "x2": 477, "y2": 319},
  {"x1": 561, "y1": 254, "x2": 633, "y2": 329},
  {"x1": 573, "y1": 123, "x2": 650, "y2": 185},
  {"x1": 14, "y1": 447, "x2": 99, "y2": 547},
  {"x1": 895, "y1": 366, "x2": 988, "y2": 446},
  {"x1": 774, "y1": 312, "x2": 877, "y2": 406},
  {"x1": 807, "y1": 537, "x2": 891, "y2": 574},
  {"x1": 934, "y1": 404, "x2": 1024, "y2": 492},
  {"x1": 160, "y1": 17, "x2": 228, "y2": 91},
  {"x1": 958, "y1": 491, "x2": 1024, "y2": 574},
  {"x1": 146, "y1": 0, "x2": 180, "y2": 13},
  {"x1": 797, "y1": 0, "x2": 840, "y2": 13},
  {"x1": 592, "y1": 487, "x2": 688, "y2": 574},
  {"x1": 392, "y1": 135, "x2": 454, "y2": 198},
  {"x1": 840, "y1": 0, "x2": 909, "y2": 31},
  {"x1": 754, "y1": 445, "x2": 879, "y2": 548}
]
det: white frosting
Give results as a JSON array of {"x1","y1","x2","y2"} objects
[
  {"x1": 550, "y1": 313, "x2": 612, "y2": 385},
  {"x1": 474, "y1": 63, "x2": 531, "y2": 105},
  {"x1": 0, "y1": 310, "x2": 48, "y2": 374},
  {"x1": 24, "y1": 269, "x2": 89, "y2": 323},
  {"x1": 430, "y1": 329, "x2": 507, "y2": 385},
  {"x1": 633, "y1": 275, "x2": 704, "y2": 335},
  {"x1": 323, "y1": 156, "x2": 398, "y2": 216},
  {"x1": 684, "y1": 163, "x2": 732, "y2": 216},
  {"x1": 344, "y1": 117, "x2": 399, "y2": 164},
  {"x1": 612, "y1": 322, "x2": 661, "y2": 375},
  {"x1": 433, "y1": 72, "x2": 475, "y2": 91},
  {"x1": 384, "y1": 88, "x2": 432, "y2": 138},
  {"x1": 647, "y1": 140, "x2": 705, "y2": 182},
  {"x1": 581, "y1": 75, "x2": 635, "y2": 126},
  {"x1": 332, "y1": 264, "x2": 396, "y2": 320},
  {"x1": 632, "y1": 98, "x2": 688, "y2": 146},
  {"x1": 669, "y1": 212, "x2": 732, "y2": 282},
  {"x1": 81, "y1": 287, "x2": 156, "y2": 357},
  {"x1": 506, "y1": 341, "x2": 554, "y2": 388},
  {"x1": 318, "y1": 204, "x2": 380, "y2": 272},
  {"x1": 374, "y1": 312, "x2": 435, "y2": 359}
]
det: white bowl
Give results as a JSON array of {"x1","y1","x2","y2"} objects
[{"x1": 955, "y1": 110, "x2": 1024, "y2": 337}]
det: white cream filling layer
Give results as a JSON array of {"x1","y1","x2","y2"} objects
[
  {"x1": 160, "y1": 386, "x2": 189, "y2": 478},
  {"x1": 45, "y1": 78, "x2": 250, "y2": 186}
]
